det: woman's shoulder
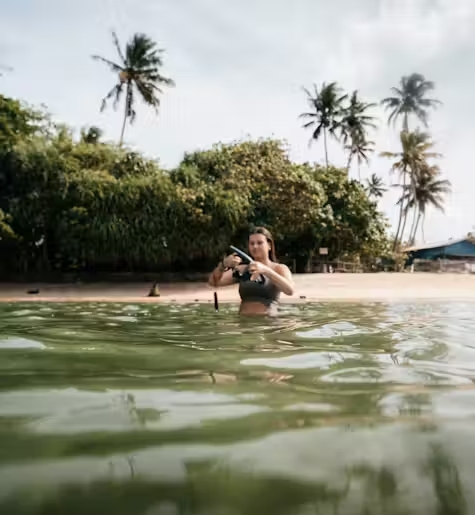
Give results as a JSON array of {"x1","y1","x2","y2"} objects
[{"x1": 271, "y1": 262, "x2": 291, "y2": 275}]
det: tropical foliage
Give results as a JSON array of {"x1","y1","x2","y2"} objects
[
  {"x1": 381, "y1": 73, "x2": 441, "y2": 130},
  {"x1": 92, "y1": 31, "x2": 175, "y2": 145},
  {"x1": 0, "y1": 94, "x2": 389, "y2": 277},
  {"x1": 299, "y1": 72, "x2": 451, "y2": 249},
  {"x1": 299, "y1": 82, "x2": 348, "y2": 167},
  {"x1": 378, "y1": 73, "x2": 448, "y2": 247},
  {"x1": 366, "y1": 173, "x2": 387, "y2": 200},
  {"x1": 397, "y1": 163, "x2": 451, "y2": 244},
  {"x1": 300, "y1": 84, "x2": 376, "y2": 175},
  {"x1": 0, "y1": 25, "x2": 452, "y2": 274}
]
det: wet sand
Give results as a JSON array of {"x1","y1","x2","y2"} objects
[{"x1": 1, "y1": 273, "x2": 475, "y2": 303}]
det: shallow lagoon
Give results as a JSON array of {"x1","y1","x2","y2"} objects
[{"x1": 0, "y1": 301, "x2": 474, "y2": 514}]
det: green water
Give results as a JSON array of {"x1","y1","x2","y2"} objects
[{"x1": 0, "y1": 300, "x2": 474, "y2": 514}]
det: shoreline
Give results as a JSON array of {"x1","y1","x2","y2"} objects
[{"x1": 1, "y1": 273, "x2": 475, "y2": 303}]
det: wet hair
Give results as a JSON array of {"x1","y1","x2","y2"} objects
[{"x1": 249, "y1": 226, "x2": 277, "y2": 262}]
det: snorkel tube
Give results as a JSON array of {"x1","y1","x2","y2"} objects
[
  {"x1": 229, "y1": 245, "x2": 252, "y2": 264},
  {"x1": 230, "y1": 245, "x2": 264, "y2": 284}
]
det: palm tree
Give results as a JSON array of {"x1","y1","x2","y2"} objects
[
  {"x1": 92, "y1": 31, "x2": 175, "y2": 146},
  {"x1": 381, "y1": 73, "x2": 441, "y2": 131},
  {"x1": 398, "y1": 164, "x2": 451, "y2": 243},
  {"x1": 340, "y1": 90, "x2": 377, "y2": 175},
  {"x1": 80, "y1": 126, "x2": 103, "y2": 144},
  {"x1": 366, "y1": 173, "x2": 387, "y2": 199},
  {"x1": 381, "y1": 130, "x2": 441, "y2": 248},
  {"x1": 345, "y1": 134, "x2": 374, "y2": 180},
  {"x1": 299, "y1": 82, "x2": 347, "y2": 167}
]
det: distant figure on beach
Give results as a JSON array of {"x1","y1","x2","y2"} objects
[{"x1": 208, "y1": 226, "x2": 294, "y2": 315}]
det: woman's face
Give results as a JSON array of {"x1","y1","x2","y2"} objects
[{"x1": 248, "y1": 233, "x2": 270, "y2": 260}]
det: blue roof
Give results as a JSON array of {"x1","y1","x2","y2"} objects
[
  {"x1": 404, "y1": 236, "x2": 469, "y2": 252},
  {"x1": 404, "y1": 235, "x2": 475, "y2": 258}
]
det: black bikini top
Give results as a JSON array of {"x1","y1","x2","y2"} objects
[{"x1": 232, "y1": 266, "x2": 280, "y2": 306}]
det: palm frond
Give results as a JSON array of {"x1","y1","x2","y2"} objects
[
  {"x1": 91, "y1": 55, "x2": 123, "y2": 73},
  {"x1": 112, "y1": 31, "x2": 126, "y2": 65},
  {"x1": 101, "y1": 84, "x2": 123, "y2": 112},
  {"x1": 381, "y1": 73, "x2": 440, "y2": 129},
  {"x1": 135, "y1": 80, "x2": 160, "y2": 111}
]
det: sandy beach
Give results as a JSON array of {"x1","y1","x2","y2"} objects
[{"x1": 1, "y1": 273, "x2": 475, "y2": 303}]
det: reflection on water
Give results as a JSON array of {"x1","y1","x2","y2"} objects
[{"x1": 0, "y1": 300, "x2": 474, "y2": 514}]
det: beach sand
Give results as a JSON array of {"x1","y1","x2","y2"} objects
[{"x1": 1, "y1": 273, "x2": 475, "y2": 303}]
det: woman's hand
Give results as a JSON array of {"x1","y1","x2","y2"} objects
[
  {"x1": 222, "y1": 253, "x2": 242, "y2": 269},
  {"x1": 247, "y1": 261, "x2": 271, "y2": 281},
  {"x1": 248, "y1": 261, "x2": 295, "y2": 296}
]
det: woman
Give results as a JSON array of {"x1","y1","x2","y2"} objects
[{"x1": 208, "y1": 227, "x2": 294, "y2": 315}]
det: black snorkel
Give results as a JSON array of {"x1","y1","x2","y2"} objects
[
  {"x1": 230, "y1": 245, "x2": 265, "y2": 282},
  {"x1": 229, "y1": 245, "x2": 252, "y2": 264}
]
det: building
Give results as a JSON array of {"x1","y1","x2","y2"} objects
[{"x1": 404, "y1": 234, "x2": 475, "y2": 265}]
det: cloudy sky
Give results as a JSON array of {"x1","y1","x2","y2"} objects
[{"x1": 1, "y1": 0, "x2": 474, "y2": 243}]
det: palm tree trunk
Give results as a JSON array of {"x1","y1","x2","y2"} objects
[
  {"x1": 393, "y1": 201, "x2": 404, "y2": 250},
  {"x1": 402, "y1": 165, "x2": 417, "y2": 246},
  {"x1": 413, "y1": 212, "x2": 422, "y2": 243},
  {"x1": 408, "y1": 206, "x2": 419, "y2": 244},
  {"x1": 119, "y1": 83, "x2": 131, "y2": 146},
  {"x1": 346, "y1": 152, "x2": 352, "y2": 175},
  {"x1": 392, "y1": 169, "x2": 407, "y2": 250},
  {"x1": 399, "y1": 205, "x2": 410, "y2": 245},
  {"x1": 119, "y1": 106, "x2": 127, "y2": 147},
  {"x1": 421, "y1": 213, "x2": 426, "y2": 242},
  {"x1": 323, "y1": 128, "x2": 329, "y2": 167},
  {"x1": 408, "y1": 161, "x2": 418, "y2": 227}
]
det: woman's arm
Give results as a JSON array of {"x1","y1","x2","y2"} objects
[
  {"x1": 208, "y1": 261, "x2": 234, "y2": 288},
  {"x1": 263, "y1": 264, "x2": 295, "y2": 296}
]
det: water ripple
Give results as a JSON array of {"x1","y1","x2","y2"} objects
[{"x1": 1, "y1": 300, "x2": 475, "y2": 513}]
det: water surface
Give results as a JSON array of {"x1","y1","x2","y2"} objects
[{"x1": 1, "y1": 301, "x2": 474, "y2": 514}]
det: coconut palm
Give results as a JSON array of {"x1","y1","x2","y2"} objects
[
  {"x1": 366, "y1": 173, "x2": 387, "y2": 199},
  {"x1": 381, "y1": 130, "x2": 441, "y2": 248},
  {"x1": 92, "y1": 31, "x2": 175, "y2": 145},
  {"x1": 80, "y1": 126, "x2": 103, "y2": 144},
  {"x1": 381, "y1": 73, "x2": 441, "y2": 131},
  {"x1": 345, "y1": 134, "x2": 374, "y2": 180},
  {"x1": 299, "y1": 82, "x2": 347, "y2": 167},
  {"x1": 340, "y1": 90, "x2": 377, "y2": 174},
  {"x1": 398, "y1": 164, "x2": 451, "y2": 243}
]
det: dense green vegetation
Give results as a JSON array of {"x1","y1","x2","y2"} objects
[
  {"x1": 0, "y1": 94, "x2": 389, "y2": 276},
  {"x1": 0, "y1": 32, "x2": 452, "y2": 277}
]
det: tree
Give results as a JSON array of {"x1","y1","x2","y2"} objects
[
  {"x1": 366, "y1": 173, "x2": 387, "y2": 200},
  {"x1": 0, "y1": 90, "x2": 391, "y2": 277},
  {"x1": 381, "y1": 130, "x2": 440, "y2": 248},
  {"x1": 299, "y1": 82, "x2": 347, "y2": 167},
  {"x1": 0, "y1": 95, "x2": 45, "y2": 150},
  {"x1": 340, "y1": 90, "x2": 377, "y2": 175},
  {"x1": 381, "y1": 73, "x2": 441, "y2": 131},
  {"x1": 344, "y1": 134, "x2": 374, "y2": 180},
  {"x1": 92, "y1": 31, "x2": 175, "y2": 146},
  {"x1": 399, "y1": 164, "x2": 451, "y2": 243},
  {"x1": 174, "y1": 138, "x2": 326, "y2": 240},
  {"x1": 303, "y1": 167, "x2": 389, "y2": 265},
  {"x1": 80, "y1": 126, "x2": 103, "y2": 144}
]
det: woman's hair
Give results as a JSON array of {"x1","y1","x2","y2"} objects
[{"x1": 249, "y1": 226, "x2": 277, "y2": 262}]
